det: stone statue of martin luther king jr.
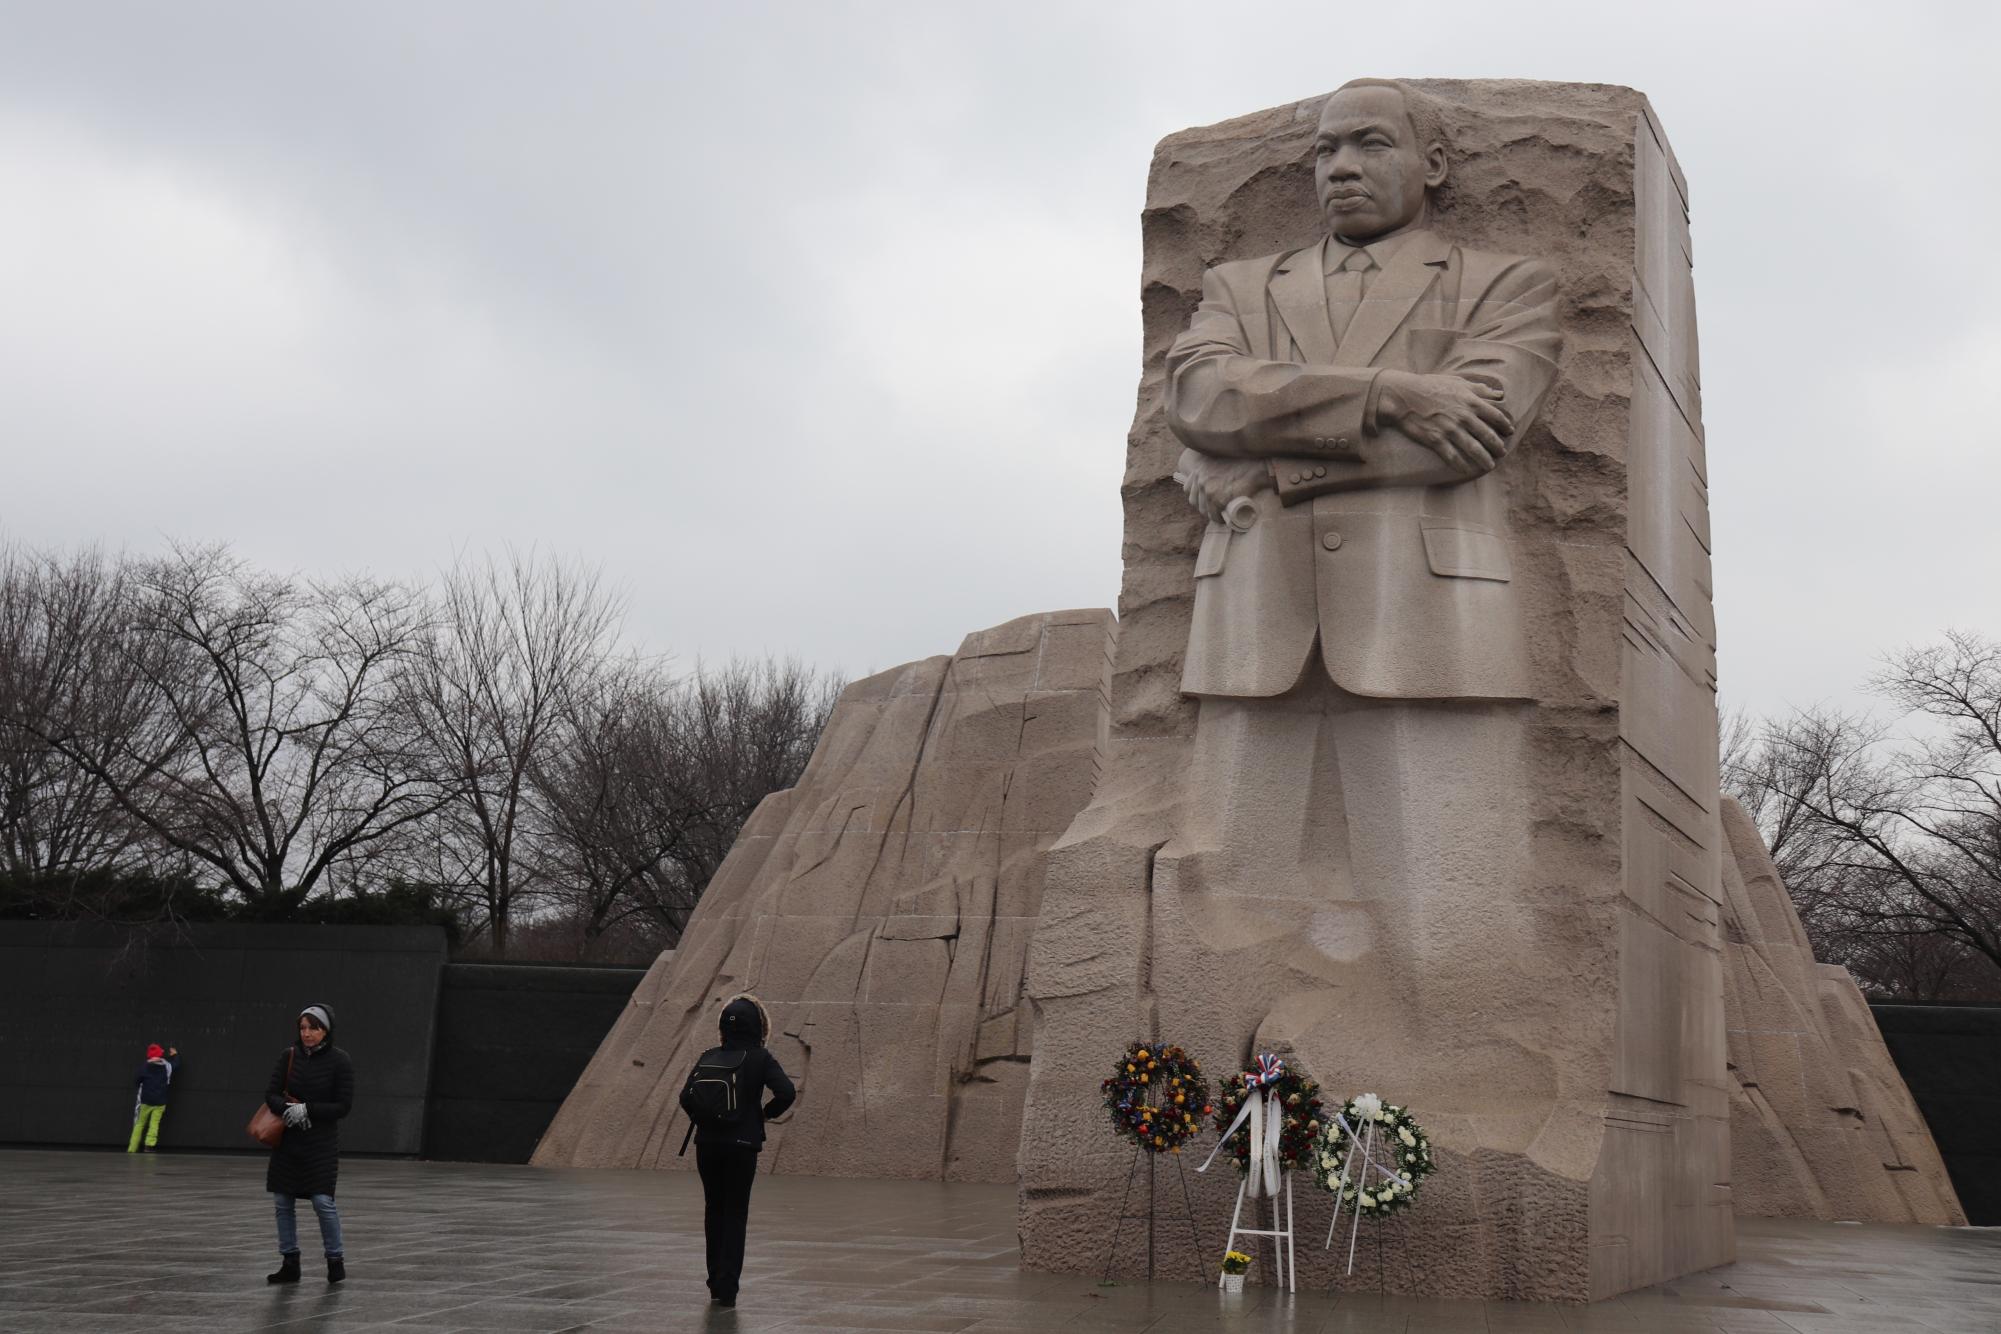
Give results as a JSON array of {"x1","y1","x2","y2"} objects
[
  {"x1": 1161, "y1": 81, "x2": 1566, "y2": 1077},
  {"x1": 1171, "y1": 79, "x2": 1561, "y2": 704}
]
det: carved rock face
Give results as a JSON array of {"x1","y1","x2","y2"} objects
[
  {"x1": 1719, "y1": 798, "x2": 1962, "y2": 1226},
  {"x1": 1313, "y1": 84, "x2": 1438, "y2": 242},
  {"x1": 532, "y1": 609, "x2": 1114, "y2": 1182}
]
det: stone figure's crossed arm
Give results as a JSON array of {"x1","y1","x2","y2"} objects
[
  {"x1": 1166, "y1": 259, "x2": 1563, "y2": 504},
  {"x1": 1165, "y1": 269, "x2": 1381, "y2": 463}
]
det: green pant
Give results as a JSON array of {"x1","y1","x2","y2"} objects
[{"x1": 128, "y1": 1103, "x2": 165, "y2": 1151}]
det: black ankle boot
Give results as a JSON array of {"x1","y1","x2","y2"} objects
[
  {"x1": 267, "y1": 1253, "x2": 301, "y2": 1284},
  {"x1": 326, "y1": 1257, "x2": 346, "y2": 1284}
]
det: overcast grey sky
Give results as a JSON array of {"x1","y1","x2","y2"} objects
[{"x1": 2, "y1": 1, "x2": 1994, "y2": 721}]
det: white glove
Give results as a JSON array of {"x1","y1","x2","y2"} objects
[{"x1": 282, "y1": 1102, "x2": 311, "y2": 1129}]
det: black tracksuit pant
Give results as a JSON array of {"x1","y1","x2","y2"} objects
[{"x1": 696, "y1": 1144, "x2": 760, "y2": 1299}]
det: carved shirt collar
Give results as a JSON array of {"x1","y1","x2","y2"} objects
[{"x1": 1324, "y1": 227, "x2": 1421, "y2": 274}]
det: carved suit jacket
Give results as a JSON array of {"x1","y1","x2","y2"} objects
[{"x1": 1167, "y1": 228, "x2": 1561, "y2": 700}]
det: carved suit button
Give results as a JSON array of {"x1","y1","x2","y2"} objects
[
  {"x1": 1290, "y1": 472, "x2": 1304, "y2": 484},
  {"x1": 1313, "y1": 466, "x2": 1327, "y2": 478},
  {"x1": 1322, "y1": 531, "x2": 1343, "y2": 551},
  {"x1": 1334, "y1": 437, "x2": 1351, "y2": 450}
]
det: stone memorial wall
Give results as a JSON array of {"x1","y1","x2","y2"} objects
[{"x1": 0, "y1": 923, "x2": 446, "y2": 1154}]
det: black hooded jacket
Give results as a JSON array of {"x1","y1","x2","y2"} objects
[
  {"x1": 264, "y1": 1004, "x2": 355, "y2": 1199},
  {"x1": 134, "y1": 1053, "x2": 178, "y2": 1105},
  {"x1": 684, "y1": 997, "x2": 795, "y2": 1150}
]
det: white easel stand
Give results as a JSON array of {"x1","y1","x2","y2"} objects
[{"x1": 1219, "y1": 1170, "x2": 1296, "y2": 1293}]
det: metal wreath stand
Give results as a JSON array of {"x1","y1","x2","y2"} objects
[
  {"x1": 1323, "y1": 1101, "x2": 1399, "y2": 1273},
  {"x1": 1097, "y1": 1138, "x2": 1208, "y2": 1284}
]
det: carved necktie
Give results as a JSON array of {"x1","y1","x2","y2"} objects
[{"x1": 1326, "y1": 249, "x2": 1375, "y2": 346}]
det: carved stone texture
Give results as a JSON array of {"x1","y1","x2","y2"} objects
[
  {"x1": 530, "y1": 609, "x2": 1114, "y2": 1182},
  {"x1": 1020, "y1": 80, "x2": 1729, "y2": 1302},
  {"x1": 1720, "y1": 799, "x2": 1965, "y2": 1225}
]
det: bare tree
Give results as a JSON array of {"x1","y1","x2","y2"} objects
[
  {"x1": 1727, "y1": 631, "x2": 2001, "y2": 999},
  {"x1": 5, "y1": 535, "x2": 843, "y2": 952},
  {"x1": 1840, "y1": 928, "x2": 2001, "y2": 1003},
  {"x1": 529, "y1": 656, "x2": 840, "y2": 957},
  {"x1": 402, "y1": 550, "x2": 623, "y2": 956},
  {"x1": 0, "y1": 542, "x2": 154, "y2": 875},
  {"x1": 1722, "y1": 707, "x2": 1872, "y2": 955},
  {"x1": 525, "y1": 658, "x2": 682, "y2": 955},
  {"x1": 12, "y1": 543, "x2": 443, "y2": 910},
  {"x1": 652, "y1": 658, "x2": 840, "y2": 919}
]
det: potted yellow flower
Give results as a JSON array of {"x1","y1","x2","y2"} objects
[{"x1": 1219, "y1": 1249, "x2": 1252, "y2": 1293}]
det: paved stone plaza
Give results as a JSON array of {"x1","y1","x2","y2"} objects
[{"x1": 1, "y1": 1149, "x2": 1996, "y2": 1332}]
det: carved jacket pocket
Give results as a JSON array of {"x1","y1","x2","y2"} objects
[{"x1": 1420, "y1": 519, "x2": 1512, "y2": 582}]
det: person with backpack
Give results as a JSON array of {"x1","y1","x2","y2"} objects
[
  {"x1": 126, "y1": 1043, "x2": 180, "y2": 1152},
  {"x1": 678, "y1": 993, "x2": 795, "y2": 1308}
]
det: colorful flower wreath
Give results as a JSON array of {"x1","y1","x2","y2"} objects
[
  {"x1": 1309, "y1": 1093, "x2": 1435, "y2": 1216},
  {"x1": 1101, "y1": 1040, "x2": 1212, "y2": 1153},
  {"x1": 1210, "y1": 1059, "x2": 1324, "y2": 1175}
]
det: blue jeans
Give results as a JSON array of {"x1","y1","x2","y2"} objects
[{"x1": 273, "y1": 1192, "x2": 343, "y2": 1259}]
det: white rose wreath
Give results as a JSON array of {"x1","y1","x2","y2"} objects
[{"x1": 1309, "y1": 1092, "x2": 1434, "y2": 1219}]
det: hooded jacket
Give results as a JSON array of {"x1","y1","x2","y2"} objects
[
  {"x1": 264, "y1": 1002, "x2": 355, "y2": 1199},
  {"x1": 685, "y1": 996, "x2": 795, "y2": 1150},
  {"x1": 134, "y1": 1050, "x2": 179, "y2": 1106}
]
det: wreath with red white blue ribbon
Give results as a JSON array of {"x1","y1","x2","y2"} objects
[{"x1": 1208, "y1": 1055, "x2": 1324, "y2": 1175}]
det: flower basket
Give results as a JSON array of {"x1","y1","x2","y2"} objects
[{"x1": 1220, "y1": 1271, "x2": 1245, "y2": 1293}]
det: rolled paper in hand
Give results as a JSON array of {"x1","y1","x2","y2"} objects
[{"x1": 1224, "y1": 496, "x2": 1258, "y2": 531}]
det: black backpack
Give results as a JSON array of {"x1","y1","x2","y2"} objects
[{"x1": 678, "y1": 1046, "x2": 762, "y2": 1151}]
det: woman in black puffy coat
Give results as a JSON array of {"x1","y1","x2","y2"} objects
[
  {"x1": 263, "y1": 1003, "x2": 355, "y2": 1286},
  {"x1": 682, "y1": 994, "x2": 795, "y2": 1308}
]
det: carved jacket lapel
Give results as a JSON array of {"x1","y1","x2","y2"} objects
[
  {"x1": 1266, "y1": 237, "x2": 1337, "y2": 366},
  {"x1": 1332, "y1": 229, "x2": 1453, "y2": 369}
]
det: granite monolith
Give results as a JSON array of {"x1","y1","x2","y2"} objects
[{"x1": 1018, "y1": 78, "x2": 1727, "y2": 1303}]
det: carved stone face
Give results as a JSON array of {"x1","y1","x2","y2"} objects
[{"x1": 1313, "y1": 85, "x2": 1446, "y2": 242}]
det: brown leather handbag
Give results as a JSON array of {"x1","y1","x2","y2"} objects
[{"x1": 246, "y1": 1049, "x2": 295, "y2": 1148}]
